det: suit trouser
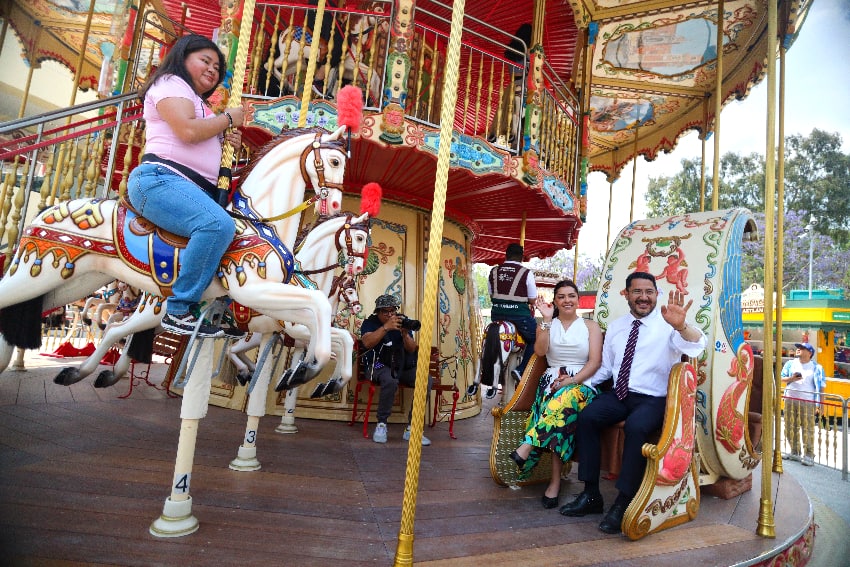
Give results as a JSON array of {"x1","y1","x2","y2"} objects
[{"x1": 576, "y1": 390, "x2": 667, "y2": 497}]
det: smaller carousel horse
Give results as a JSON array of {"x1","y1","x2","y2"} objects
[
  {"x1": 228, "y1": 272, "x2": 361, "y2": 386},
  {"x1": 467, "y1": 320, "x2": 525, "y2": 400}
]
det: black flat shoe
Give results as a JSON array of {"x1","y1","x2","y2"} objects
[
  {"x1": 510, "y1": 450, "x2": 527, "y2": 470},
  {"x1": 598, "y1": 502, "x2": 628, "y2": 534},
  {"x1": 559, "y1": 492, "x2": 604, "y2": 517},
  {"x1": 541, "y1": 495, "x2": 559, "y2": 509}
]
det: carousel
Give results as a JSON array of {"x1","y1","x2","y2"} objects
[{"x1": 0, "y1": 0, "x2": 818, "y2": 565}]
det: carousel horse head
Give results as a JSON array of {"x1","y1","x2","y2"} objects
[
  {"x1": 331, "y1": 273, "x2": 362, "y2": 315},
  {"x1": 235, "y1": 126, "x2": 349, "y2": 218}
]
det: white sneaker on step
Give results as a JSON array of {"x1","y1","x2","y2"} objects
[
  {"x1": 403, "y1": 426, "x2": 431, "y2": 446},
  {"x1": 373, "y1": 423, "x2": 387, "y2": 443}
]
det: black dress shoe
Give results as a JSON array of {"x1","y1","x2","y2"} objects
[
  {"x1": 510, "y1": 450, "x2": 527, "y2": 470},
  {"x1": 598, "y1": 502, "x2": 628, "y2": 534},
  {"x1": 541, "y1": 495, "x2": 559, "y2": 509},
  {"x1": 559, "y1": 492, "x2": 604, "y2": 517}
]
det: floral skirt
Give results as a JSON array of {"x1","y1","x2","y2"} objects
[{"x1": 518, "y1": 376, "x2": 596, "y2": 478}]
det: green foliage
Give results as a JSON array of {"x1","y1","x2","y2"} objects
[{"x1": 644, "y1": 130, "x2": 850, "y2": 292}]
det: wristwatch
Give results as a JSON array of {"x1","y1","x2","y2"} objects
[{"x1": 539, "y1": 321, "x2": 552, "y2": 330}]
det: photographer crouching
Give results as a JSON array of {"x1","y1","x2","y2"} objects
[{"x1": 359, "y1": 295, "x2": 433, "y2": 445}]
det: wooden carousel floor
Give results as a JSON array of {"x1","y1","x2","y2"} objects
[{"x1": 0, "y1": 357, "x2": 812, "y2": 567}]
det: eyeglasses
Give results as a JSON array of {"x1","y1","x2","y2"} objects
[
  {"x1": 627, "y1": 289, "x2": 657, "y2": 297},
  {"x1": 379, "y1": 308, "x2": 398, "y2": 314}
]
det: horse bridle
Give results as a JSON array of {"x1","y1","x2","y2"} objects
[
  {"x1": 331, "y1": 275, "x2": 361, "y2": 312},
  {"x1": 294, "y1": 214, "x2": 370, "y2": 276},
  {"x1": 229, "y1": 132, "x2": 345, "y2": 224},
  {"x1": 299, "y1": 132, "x2": 346, "y2": 216}
]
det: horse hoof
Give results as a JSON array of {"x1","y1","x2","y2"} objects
[
  {"x1": 274, "y1": 367, "x2": 296, "y2": 392},
  {"x1": 94, "y1": 370, "x2": 119, "y2": 388},
  {"x1": 466, "y1": 384, "x2": 479, "y2": 397},
  {"x1": 310, "y1": 382, "x2": 328, "y2": 398},
  {"x1": 54, "y1": 367, "x2": 83, "y2": 386},
  {"x1": 235, "y1": 370, "x2": 252, "y2": 387},
  {"x1": 286, "y1": 365, "x2": 310, "y2": 388},
  {"x1": 82, "y1": 316, "x2": 92, "y2": 326}
]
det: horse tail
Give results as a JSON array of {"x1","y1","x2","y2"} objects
[
  {"x1": 125, "y1": 328, "x2": 156, "y2": 364},
  {"x1": 479, "y1": 322, "x2": 502, "y2": 388},
  {"x1": 0, "y1": 295, "x2": 44, "y2": 349}
]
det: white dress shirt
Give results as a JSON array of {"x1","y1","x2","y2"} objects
[{"x1": 590, "y1": 307, "x2": 707, "y2": 397}]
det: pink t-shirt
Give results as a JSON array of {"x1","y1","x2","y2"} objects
[{"x1": 143, "y1": 75, "x2": 223, "y2": 184}]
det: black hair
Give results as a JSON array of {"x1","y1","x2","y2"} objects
[
  {"x1": 552, "y1": 279, "x2": 579, "y2": 319},
  {"x1": 506, "y1": 243, "x2": 524, "y2": 261},
  {"x1": 505, "y1": 23, "x2": 533, "y2": 63},
  {"x1": 626, "y1": 271, "x2": 657, "y2": 289},
  {"x1": 140, "y1": 34, "x2": 226, "y2": 101}
]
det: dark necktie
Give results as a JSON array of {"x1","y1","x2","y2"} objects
[{"x1": 615, "y1": 319, "x2": 641, "y2": 400}]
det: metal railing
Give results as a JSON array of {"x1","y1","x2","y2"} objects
[
  {"x1": 781, "y1": 389, "x2": 848, "y2": 480},
  {"x1": 0, "y1": 94, "x2": 144, "y2": 259}
]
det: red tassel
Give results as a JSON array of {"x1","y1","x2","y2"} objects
[
  {"x1": 360, "y1": 183, "x2": 382, "y2": 217},
  {"x1": 336, "y1": 85, "x2": 364, "y2": 131}
]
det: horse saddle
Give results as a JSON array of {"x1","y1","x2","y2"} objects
[
  {"x1": 114, "y1": 202, "x2": 186, "y2": 293},
  {"x1": 492, "y1": 321, "x2": 526, "y2": 347}
]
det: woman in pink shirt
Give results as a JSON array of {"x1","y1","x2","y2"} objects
[{"x1": 127, "y1": 34, "x2": 244, "y2": 337}]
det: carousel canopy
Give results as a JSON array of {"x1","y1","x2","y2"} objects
[{"x1": 2, "y1": 0, "x2": 812, "y2": 262}]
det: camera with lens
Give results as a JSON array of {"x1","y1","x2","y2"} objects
[{"x1": 398, "y1": 314, "x2": 421, "y2": 331}]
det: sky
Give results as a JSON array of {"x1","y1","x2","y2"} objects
[{"x1": 577, "y1": 0, "x2": 850, "y2": 262}]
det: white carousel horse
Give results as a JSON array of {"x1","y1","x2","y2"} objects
[
  {"x1": 0, "y1": 126, "x2": 349, "y2": 377},
  {"x1": 228, "y1": 272, "x2": 361, "y2": 386},
  {"x1": 52, "y1": 211, "x2": 370, "y2": 392},
  {"x1": 467, "y1": 320, "x2": 525, "y2": 401},
  {"x1": 225, "y1": 211, "x2": 370, "y2": 393}
]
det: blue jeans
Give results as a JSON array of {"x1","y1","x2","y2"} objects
[
  {"x1": 128, "y1": 164, "x2": 235, "y2": 315},
  {"x1": 497, "y1": 314, "x2": 537, "y2": 374}
]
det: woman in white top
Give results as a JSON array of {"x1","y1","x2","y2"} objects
[{"x1": 510, "y1": 280, "x2": 602, "y2": 509}]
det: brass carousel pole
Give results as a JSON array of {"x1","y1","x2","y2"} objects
[
  {"x1": 17, "y1": 26, "x2": 40, "y2": 118},
  {"x1": 629, "y1": 126, "x2": 638, "y2": 222},
  {"x1": 298, "y1": 0, "x2": 327, "y2": 127},
  {"x1": 757, "y1": 0, "x2": 778, "y2": 538},
  {"x1": 772, "y1": 40, "x2": 788, "y2": 475},
  {"x1": 700, "y1": 97, "x2": 708, "y2": 212},
  {"x1": 711, "y1": 0, "x2": 724, "y2": 211},
  {"x1": 520, "y1": 210, "x2": 527, "y2": 246},
  {"x1": 217, "y1": 0, "x2": 257, "y2": 191},
  {"x1": 68, "y1": 0, "x2": 97, "y2": 108},
  {"x1": 393, "y1": 0, "x2": 466, "y2": 564}
]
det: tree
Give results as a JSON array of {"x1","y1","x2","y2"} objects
[
  {"x1": 741, "y1": 210, "x2": 845, "y2": 293},
  {"x1": 645, "y1": 130, "x2": 850, "y2": 292}
]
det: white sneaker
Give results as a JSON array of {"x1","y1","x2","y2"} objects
[
  {"x1": 373, "y1": 423, "x2": 387, "y2": 443},
  {"x1": 782, "y1": 452, "x2": 801, "y2": 462},
  {"x1": 403, "y1": 426, "x2": 431, "y2": 446},
  {"x1": 801, "y1": 456, "x2": 815, "y2": 466}
]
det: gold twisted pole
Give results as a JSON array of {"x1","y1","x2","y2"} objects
[
  {"x1": 298, "y1": 0, "x2": 327, "y2": 127},
  {"x1": 393, "y1": 1, "x2": 466, "y2": 565},
  {"x1": 757, "y1": 0, "x2": 777, "y2": 539},
  {"x1": 218, "y1": 0, "x2": 257, "y2": 190}
]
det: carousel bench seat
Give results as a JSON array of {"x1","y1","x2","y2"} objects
[{"x1": 491, "y1": 352, "x2": 701, "y2": 540}]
